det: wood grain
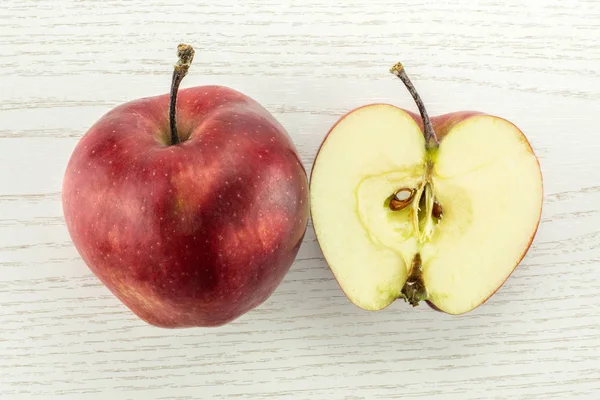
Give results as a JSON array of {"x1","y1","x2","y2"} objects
[{"x1": 1, "y1": 0, "x2": 600, "y2": 398}]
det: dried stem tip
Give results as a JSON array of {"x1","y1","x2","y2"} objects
[
  {"x1": 174, "y1": 44, "x2": 195, "y2": 76},
  {"x1": 389, "y1": 62, "x2": 405, "y2": 77}
]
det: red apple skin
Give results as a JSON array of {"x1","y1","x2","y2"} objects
[
  {"x1": 63, "y1": 85, "x2": 309, "y2": 328},
  {"x1": 311, "y1": 104, "x2": 542, "y2": 314}
]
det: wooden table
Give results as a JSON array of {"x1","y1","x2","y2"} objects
[{"x1": 2, "y1": 1, "x2": 599, "y2": 398}]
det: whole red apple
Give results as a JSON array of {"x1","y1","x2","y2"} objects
[{"x1": 62, "y1": 44, "x2": 309, "y2": 328}]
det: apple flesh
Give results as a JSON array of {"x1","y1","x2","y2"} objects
[
  {"x1": 310, "y1": 68, "x2": 543, "y2": 314},
  {"x1": 62, "y1": 46, "x2": 309, "y2": 328}
]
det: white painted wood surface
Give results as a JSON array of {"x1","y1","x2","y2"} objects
[{"x1": 1, "y1": 0, "x2": 599, "y2": 398}]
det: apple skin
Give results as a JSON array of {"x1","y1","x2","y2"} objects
[
  {"x1": 63, "y1": 85, "x2": 309, "y2": 328},
  {"x1": 311, "y1": 104, "x2": 542, "y2": 314}
]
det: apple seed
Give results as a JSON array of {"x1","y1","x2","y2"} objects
[
  {"x1": 432, "y1": 201, "x2": 443, "y2": 219},
  {"x1": 389, "y1": 188, "x2": 415, "y2": 211}
]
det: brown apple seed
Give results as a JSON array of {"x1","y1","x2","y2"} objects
[{"x1": 389, "y1": 188, "x2": 415, "y2": 211}]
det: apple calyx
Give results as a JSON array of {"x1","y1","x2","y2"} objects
[
  {"x1": 169, "y1": 43, "x2": 196, "y2": 145},
  {"x1": 401, "y1": 253, "x2": 428, "y2": 306}
]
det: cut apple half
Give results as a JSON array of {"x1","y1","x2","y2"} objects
[{"x1": 310, "y1": 63, "x2": 543, "y2": 314}]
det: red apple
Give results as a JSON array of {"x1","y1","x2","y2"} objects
[
  {"x1": 62, "y1": 44, "x2": 309, "y2": 328},
  {"x1": 309, "y1": 63, "x2": 543, "y2": 314}
]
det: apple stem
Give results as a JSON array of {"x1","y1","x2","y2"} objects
[
  {"x1": 390, "y1": 63, "x2": 439, "y2": 149},
  {"x1": 169, "y1": 43, "x2": 196, "y2": 145}
]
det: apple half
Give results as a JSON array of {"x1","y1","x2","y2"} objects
[{"x1": 310, "y1": 63, "x2": 543, "y2": 314}]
